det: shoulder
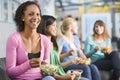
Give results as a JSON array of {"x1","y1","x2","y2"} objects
[
  {"x1": 40, "y1": 34, "x2": 48, "y2": 40},
  {"x1": 57, "y1": 38, "x2": 66, "y2": 46},
  {"x1": 40, "y1": 34, "x2": 50, "y2": 43},
  {"x1": 58, "y1": 38, "x2": 65, "y2": 43},
  {"x1": 106, "y1": 38, "x2": 111, "y2": 41},
  {"x1": 73, "y1": 35, "x2": 79, "y2": 39},
  {"x1": 105, "y1": 38, "x2": 111, "y2": 42},
  {"x1": 85, "y1": 35, "x2": 94, "y2": 44},
  {"x1": 6, "y1": 32, "x2": 20, "y2": 47},
  {"x1": 86, "y1": 35, "x2": 93, "y2": 41},
  {"x1": 73, "y1": 35, "x2": 80, "y2": 42},
  {"x1": 7, "y1": 32, "x2": 20, "y2": 41}
]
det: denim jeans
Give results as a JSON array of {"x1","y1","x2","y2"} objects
[
  {"x1": 64, "y1": 64, "x2": 91, "y2": 80},
  {"x1": 42, "y1": 76, "x2": 55, "y2": 80},
  {"x1": 93, "y1": 51, "x2": 120, "y2": 80},
  {"x1": 80, "y1": 77, "x2": 89, "y2": 80},
  {"x1": 64, "y1": 64, "x2": 101, "y2": 80},
  {"x1": 42, "y1": 76, "x2": 89, "y2": 80},
  {"x1": 89, "y1": 64, "x2": 101, "y2": 80}
]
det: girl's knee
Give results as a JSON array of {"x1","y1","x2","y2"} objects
[
  {"x1": 42, "y1": 76, "x2": 55, "y2": 80},
  {"x1": 82, "y1": 65, "x2": 91, "y2": 73},
  {"x1": 80, "y1": 77, "x2": 89, "y2": 80},
  {"x1": 110, "y1": 51, "x2": 119, "y2": 57},
  {"x1": 89, "y1": 64, "x2": 100, "y2": 72}
]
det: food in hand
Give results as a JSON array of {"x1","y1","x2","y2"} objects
[
  {"x1": 40, "y1": 64, "x2": 58, "y2": 76},
  {"x1": 101, "y1": 48, "x2": 112, "y2": 54},
  {"x1": 67, "y1": 70, "x2": 83, "y2": 80},
  {"x1": 41, "y1": 59, "x2": 48, "y2": 64},
  {"x1": 80, "y1": 58, "x2": 91, "y2": 65}
]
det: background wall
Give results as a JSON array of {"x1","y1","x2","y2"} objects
[{"x1": 0, "y1": 23, "x2": 15, "y2": 58}]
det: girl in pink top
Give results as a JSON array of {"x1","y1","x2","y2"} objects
[{"x1": 6, "y1": 1, "x2": 55, "y2": 80}]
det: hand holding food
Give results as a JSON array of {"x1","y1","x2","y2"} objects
[
  {"x1": 72, "y1": 57, "x2": 81, "y2": 65},
  {"x1": 60, "y1": 73, "x2": 76, "y2": 80},
  {"x1": 79, "y1": 58, "x2": 91, "y2": 65},
  {"x1": 40, "y1": 64, "x2": 58, "y2": 76},
  {"x1": 67, "y1": 70, "x2": 83, "y2": 80},
  {"x1": 101, "y1": 48, "x2": 112, "y2": 54},
  {"x1": 41, "y1": 59, "x2": 49, "y2": 65},
  {"x1": 94, "y1": 46, "x2": 101, "y2": 52},
  {"x1": 29, "y1": 58, "x2": 40, "y2": 68}
]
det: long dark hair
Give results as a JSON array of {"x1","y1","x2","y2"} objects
[
  {"x1": 37, "y1": 15, "x2": 58, "y2": 51},
  {"x1": 14, "y1": 1, "x2": 41, "y2": 32}
]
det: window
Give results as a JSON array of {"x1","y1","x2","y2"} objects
[
  {"x1": 11, "y1": 1, "x2": 19, "y2": 22},
  {"x1": 4, "y1": 0, "x2": 8, "y2": 21},
  {"x1": 0, "y1": 0, "x2": 3, "y2": 21},
  {"x1": 0, "y1": 0, "x2": 20, "y2": 22}
]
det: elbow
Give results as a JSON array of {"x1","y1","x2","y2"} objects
[
  {"x1": 85, "y1": 54, "x2": 89, "y2": 57},
  {"x1": 60, "y1": 55, "x2": 64, "y2": 61},
  {"x1": 84, "y1": 53, "x2": 89, "y2": 58},
  {"x1": 6, "y1": 68, "x2": 18, "y2": 78}
]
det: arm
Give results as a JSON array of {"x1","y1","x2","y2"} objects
[
  {"x1": 73, "y1": 35, "x2": 86, "y2": 59},
  {"x1": 59, "y1": 45, "x2": 69, "y2": 60},
  {"x1": 42, "y1": 35, "x2": 51, "y2": 64},
  {"x1": 84, "y1": 36, "x2": 95, "y2": 57},
  {"x1": 60, "y1": 58, "x2": 80, "y2": 68},
  {"x1": 60, "y1": 60, "x2": 73, "y2": 68},
  {"x1": 6, "y1": 35, "x2": 31, "y2": 78},
  {"x1": 59, "y1": 46, "x2": 74, "y2": 61},
  {"x1": 58, "y1": 39, "x2": 73, "y2": 60},
  {"x1": 78, "y1": 44, "x2": 87, "y2": 59},
  {"x1": 107, "y1": 39, "x2": 112, "y2": 48},
  {"x1": 54, "y1": 73, "x2": 75, "y2": 80}
]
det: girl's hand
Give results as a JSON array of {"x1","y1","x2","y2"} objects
[
  {"x1": 68, "y1": 49, "x2": 75, "y2": 56},
  {"x1": 29, "y1": 58, "x2": 40, "y2": 68},
  {"x1": 79, "y1": 58, "x2": 91, "y2": 65},
  {"x1": 54, "y1": 73, "x2": 76, "y2": 80},
  {"x1": 66, "y1": 73, "x2": 76, "y2": 80},
  {"x1": 71, "y1": 57, "x2": 81, "y2": 65},
  {"x1": 101, "y1": 48, "x2": 112, "y2": 54},
  {"x1": 41, "y1": 59, "x2": 48, "y2": 65},
  {"x1": 94, "y1": 46, "x2": 101, "y2": 52}
]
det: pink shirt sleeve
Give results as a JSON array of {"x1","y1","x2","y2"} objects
[
  {"x1": 6, "y1": 34, "x2": 31, "y2": 78},
  {"x1": 41, "y1": 35, "x2": 50, "y2": 64}
]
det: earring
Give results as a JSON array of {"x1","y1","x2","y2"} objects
[{"x1": 22, "y1": 19, "x2": 24, "y2": 21}]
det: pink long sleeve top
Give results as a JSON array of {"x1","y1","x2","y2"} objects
[{"x1": 6, "y1": 32, "x2": 50, "y2": 80}]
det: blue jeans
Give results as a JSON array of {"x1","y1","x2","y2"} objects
[
  {"x1": 89, "y1": 64, "x2": 101, "y2": 80},
  {"x1": 80, "y1": 77, "x2": 89, "y2": 80},
  {"x1": 93, "y1": 51, "x2": 120, "y2": 80},
  {"x1": 64, "y1": 64, "x2": 92, "y2": 80},
  {"x1": 42, "y1": 76, "x2": 55, "y2": 80},
  {"x1": 64, "y1": 64, "x2": 101, "y2": 80},
  {"x1": 42, "y1": 76, "x2": 89, "y2": 80}
]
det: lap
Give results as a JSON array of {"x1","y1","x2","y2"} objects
[
  {"x1": 64, "y1": 64, "x2": 90, "y2": 71},
  {"x1": 93, "y1": 58, "x2": 112, "y2": 70},
  {"x1": 42, "y1": 76, "x2": 55, "y2": 80},
  {"x1": 80, "y1": 77, "x2": 89, "y2": 80}
]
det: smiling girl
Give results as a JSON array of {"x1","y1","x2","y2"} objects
[{"x1": 84, "y1": 20, "x2": 120, "y2": 80}]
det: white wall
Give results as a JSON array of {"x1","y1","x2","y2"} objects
[
  {"x1": 115, "y1": 13, "x2": 120, "y2": 38},
  {"x1": 0, "y1": 22, "x2": 16, "y2": 58}
]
